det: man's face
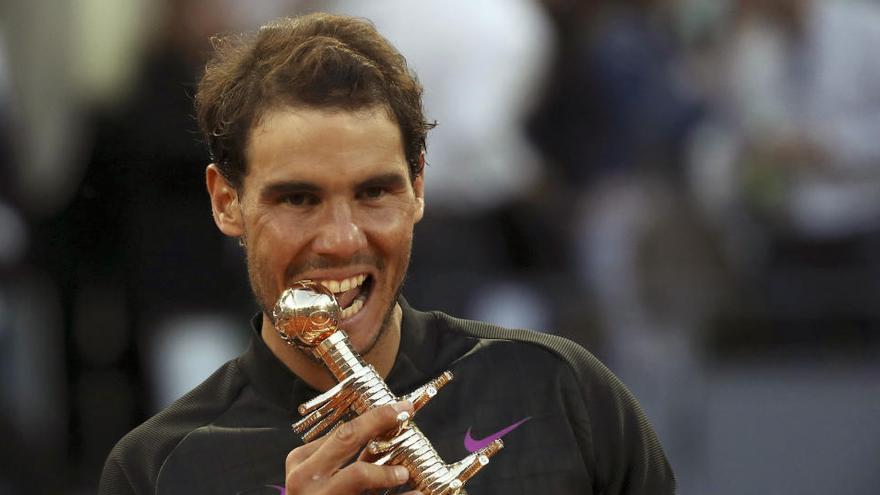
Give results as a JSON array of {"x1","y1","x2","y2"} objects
[{"x1": 210, "y1": 106, "x2": 424, "y2": 354}]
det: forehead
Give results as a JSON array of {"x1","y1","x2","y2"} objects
[{"x1": 243, "y1": 105, "x2": 406, "y2": 185}]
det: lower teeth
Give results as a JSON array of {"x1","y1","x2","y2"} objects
[{"x1": 340, "y1": 296, "x2": 365, "y2": 319}]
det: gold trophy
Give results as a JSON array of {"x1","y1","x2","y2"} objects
[{"x1": 272, "y1": 281, "x2": 502, "y2": 495}]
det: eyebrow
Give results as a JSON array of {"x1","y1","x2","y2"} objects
[
  {"x1": 258, "y1": 172, "x2": 409, "y2": 199},
  {"x1": 259, "y1": 181, "x2": 320, "y2": 200},
  {"x1": 356, "y1": 172, "x2": 408, "y2": 191}
]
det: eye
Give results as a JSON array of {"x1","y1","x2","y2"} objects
[
  {"x1": 281, "y1": 192, "x2": 319, "y2": 206},
  {"x1": 358, "y1": 186, "x2": 386, "y2": 200}
]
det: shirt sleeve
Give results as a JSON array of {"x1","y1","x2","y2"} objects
[
  {"x1": 568, "y1": 350, "x2": 677, "y2": 494},
  {"x1": 98, "y1": 455, "x2": 138, "y2": 495}
]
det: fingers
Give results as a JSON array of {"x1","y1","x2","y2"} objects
[
  {"x1": 324, "y1": 462, "x2": 410, "y2": 493},
  {"x1": 303, "y1": 401, "x2": 413, "y2": 474},
  {"x1": 285, "y1": 435, "x2": 328, "y2": 473},
  {"x1": 287, "y1": 461, "x2": 412, "y2": 494},
  {"x1": 285, "y1": 401, "x2": 415, "y2": 494}
]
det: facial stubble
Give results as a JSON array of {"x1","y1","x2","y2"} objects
[{"x1": 242, "y1": 226, "x2": 413, "y2": 364}]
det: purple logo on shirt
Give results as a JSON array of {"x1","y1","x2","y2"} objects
[{"x1": 464, "y1": 417, "x2": 531, "y2": 452}]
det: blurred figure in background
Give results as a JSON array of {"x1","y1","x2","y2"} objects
[
  {"x1": 60, "y1": 0, "x2": 258, "y2": 485},
  {"x1": 12, "y1": 0, "x2": 263, "y2": 489},
  {"x1": 690, "y1": 0, "x2": 880, "y2": 346},
  {"x1": 531, "y1": 0, "x2": 701, "y2": 184},
  {"x1": 84, "y1": 0, "x2": 256, "y2": 408}
]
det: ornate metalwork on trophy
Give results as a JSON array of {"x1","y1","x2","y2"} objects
[{"x1": 272, "y1": 281, "x2": 502, "y2": 495}]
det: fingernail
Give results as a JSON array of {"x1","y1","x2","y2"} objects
[
  {"x1": 392, "y1": 400, "x2": 412, "y2": 413},
  {"x1": 394, "y1": 465, "x2": 409, "y2": 482}
]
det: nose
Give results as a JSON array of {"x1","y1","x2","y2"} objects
[{"x1": 311, "y1": 200, "x2": 367, "y2": 259}]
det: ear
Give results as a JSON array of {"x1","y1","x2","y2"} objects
[
  {"x1": 206, "y1": 164, "x2": 244, "y2": 237},
  {"x1": 413, "y1": 152, "x2": 425, "y2": 223}
]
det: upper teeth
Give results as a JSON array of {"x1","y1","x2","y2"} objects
[{"x1": 318, "y1": 274, "x2": 367, "y2": 294}]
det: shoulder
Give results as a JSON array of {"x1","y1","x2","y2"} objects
[
  {"x1": 423, "y1": 310, "x2": 676, "y2": 493},
  {"x1": 98, "y1": 358, "x2": 249, "y2": 494},
  {"x1": 426, "y1": 310, "x2": 610, "y2": 385},
  {"x1": 423, "y1": 309, "x2": 637, "y2": 428}
]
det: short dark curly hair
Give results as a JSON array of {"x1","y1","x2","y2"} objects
[{"x1": 195, "y1": 13, "x2": 435, "y2": 189}]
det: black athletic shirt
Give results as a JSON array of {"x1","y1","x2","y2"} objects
[{"x1": 99, "y1": 299, "x2": 675, "y2": 494}]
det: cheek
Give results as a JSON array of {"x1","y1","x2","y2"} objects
[
  {"x1": 358, "y1": 206, "x2": 417, "y2": 246},
  {"x1": 249, "y1": 211, "x2": 307, "y2": 263}
]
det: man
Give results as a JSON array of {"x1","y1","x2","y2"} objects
[{"x1": 99, "y1": 13, "x2": 675, "y2": 494}]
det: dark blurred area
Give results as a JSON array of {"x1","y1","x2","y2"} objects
[{"x1": 1, "y1": 0, "x2": 879, "y2": 493}]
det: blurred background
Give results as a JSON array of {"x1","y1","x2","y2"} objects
[{"x1": 1, "y1": 0, "x2": 879, "y2": 493}]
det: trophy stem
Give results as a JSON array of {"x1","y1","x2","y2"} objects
[
  {"x1": 311, "y1": 331, "x2": 462, "y2": 494},
  {"x1": 275, "y1": 282, "x2": 502, "y2": 494}
]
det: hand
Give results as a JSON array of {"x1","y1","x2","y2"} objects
[{"x1": 285, "y1": 401, "x2": 422, "y2": 494}]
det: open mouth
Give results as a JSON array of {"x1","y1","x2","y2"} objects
[{"x1": 317, "y1": 274, "x2": 374, "y2": 320}]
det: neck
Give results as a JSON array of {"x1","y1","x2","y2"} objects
[{"x1": 260, "y1": 304, "x2": 402, "y2": 391}]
